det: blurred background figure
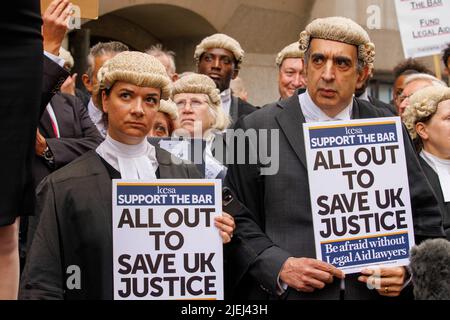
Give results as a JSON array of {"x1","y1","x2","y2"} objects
[
  {"x1": 148, "y1": 99, "x2": 178, "y2": 137},
  {"x1": 443, "y1": 44, "x2": 450, "y2": 85},
  {"x1": 275, "y1": 42, "x2": 307, "y2": 100},
  {"x1": 146, "y1": 44, "x2": 179, "y2": 82},
  {"x1": 398, "y1": 73, "x2": 447, "y2": 116},
  {"x1": 392, "y1": 58, "x2": 433, "y2": 112},
  {"x1": 81, "y1": 41, "x2": 129, "y2": 137}
]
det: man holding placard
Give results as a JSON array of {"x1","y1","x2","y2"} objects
[{"x1": 226, "y1": 16, "x2": 444, "y2": 300}]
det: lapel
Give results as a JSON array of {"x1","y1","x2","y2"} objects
[
  {"x1": 230, "y1": 96, "x2": 239, "y2": 124},
  {"x1": 52, "y1": 94, "x2": 76, "y2": 137},
  {"x1": 84, "y1": 152, "x2": 114, "y2": 241},
  {"x1": 352, "y1": 97, "x2": 378, "y2": 119},
  {"x1": 275, "y1": 90, "x2": 308, "y2": 169},
  {"x1": 39, "y1": 108, "x2": 56, "y2": 138}
]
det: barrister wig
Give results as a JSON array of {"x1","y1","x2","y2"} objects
[
  {"x1": 275, "y1": 42, "x2": 305, "y2": 67},
  {"x1": 97, "y1": 51, "x2": 172, "y2": 101},
  {"x1": 172, "y1": 73, "x2": 231, "y2": 131},
  {"x1": 194, "y1": 33, "x2": 245, "y2": 68},
  {"x1": 158, "y1": 99, "x2": 178, "y2": 120},
  {"x1": 403, "y1": 85, "x2": 450, "y2": 140},
  {"x1": 299, "y1": 16, "x2": 376, "y2": 71}
]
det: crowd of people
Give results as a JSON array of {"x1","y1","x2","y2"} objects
[{"x1": 1, "y1": 0, "x2": 450, "y2": 300}]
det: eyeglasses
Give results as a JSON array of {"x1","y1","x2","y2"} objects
[
  {"x1": 175, "y1": 98, "x2": 209, "y2": 109},
  {"x1": 398, "y1": 92, "x2": 413, "y2": 104}
]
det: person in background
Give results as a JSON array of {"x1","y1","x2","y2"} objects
[
  {"x1": 392, "y1": 58, "x2": 433, "y2": 112},
  {"x1": 81, "y1": 41, "x2": 129, "y2": 137},
  {"x1": 403, "y1": 86, "x2": 450, "y2": 240},
  {"x1": 148, "y1": 99, "x2": 178, "y2": 137},
  {"x1": 173, "y1": 73, "x2": 230, "y2": 180},
  {"x1": 195, "y1": 33, "x2": 257, "y2": 125},
  {"x1": 397, "y1": 73, "x2": 447, "y2": 117},
  {"x1": 146, "y1": 44, "x2": 179, "y2": 82},
  {"x1": 276, "y1": 42, "x2": 307, "y2": 100},
  {"x1": 443, "y1": 44, "x2": 450, "y2": 76}
]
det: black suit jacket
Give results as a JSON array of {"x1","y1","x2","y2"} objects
[
  {"x1": 225, "y1": 90, "x2": 444, "y2": 300},
  {"x1": 36, "y1": 92, "x2": 103, "y2": 186},
  {"x1": 20, "y1": 149, "x2": 202, "y2": 300},
  {"x1": 41, "y1": 56, "x2": 70, "y2": 117},
  {"x1": 368, "y1": 95, "x2": 398, "y2": 116},
  {"x1": 419, "y1": 157, "x2": 450, "y2": 240},
  {"x1": 229, "y1": 96, "x2": 258, "y2": 126}
]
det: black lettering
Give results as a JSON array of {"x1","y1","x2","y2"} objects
[
  {"x1": 150, "y1": 277, "x2": 163, "y2": 297},
  {"x1": 118, "y1": 254, "x2": 131, "y2": 274},
  {"x1": 118, "y1": 209, "x2": 134, "y2": 228},
  {"x1": 118, "y1": 278, "x2": 131, "y2": 298},
  {"x1": 314, "y1": 151, "x2": 329, "y2": 170},
  {"x1": 355, "y1": 148, "x2": 371, "y2": 166},
  {"x1": 317, "y1": 196, "x2": 330, "y2": 215}
]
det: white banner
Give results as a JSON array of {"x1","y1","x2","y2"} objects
[
  {"x1": 395, "y1": 0, "x2": 450, "y2": 58},
  {"x1": 303, "y1": 117, "x2": 415, "y2": 274},
  {"x1": 112, "y1": 179, "x2": 223, "y2": 300}
]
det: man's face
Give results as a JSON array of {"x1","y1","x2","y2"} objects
[
  {"x1": 155, "y1": 54, "x2": 178, "y2": 82},
  {"x1": 197, "y1": 48, "x2": 238, "y2": 92},
  {"x1": 398, "y1": 79, "x2": 433, "y2": 116},
  {"x1": 82, "y1": 54, "x2": 114, "y2": 94},
  {"x1": 393, "y1": 75, "x2": 406, "y2": 111},
  {"x1": 305, "y1": 38, "x2": 368, "y2": 116},
  {"x1": 278, "y1": 58, "x2": 307, "y2": 99}
]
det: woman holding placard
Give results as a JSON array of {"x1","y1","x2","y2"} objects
[{"x1": 19, "y1": 52, "x2": 234, "y2": 299}]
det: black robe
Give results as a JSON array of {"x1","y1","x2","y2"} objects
[
  {"x1": 419, "y1": 157, "x2": 450, "y2": 240},
  {"x1": 19, "y1": 148, "x2": 201, "y2": 300}
]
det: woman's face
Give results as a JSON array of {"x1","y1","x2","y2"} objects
[
  {"x1": 419, "y1": 99, "x2": 450, "y2": 159},
  {"x1": 102, "y1": 81, "x2": 160, "y2": 144},
  {"x1": 148, "y1": 112, "x2": 172, "y2": 137},
  {"x1": 173, "y1": 93, "x2": 213, "y2": 137}
]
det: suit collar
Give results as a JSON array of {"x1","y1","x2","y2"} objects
[
  {"x1": 274, "y1": 91, "x2": 374, "y2": 169},
  {"x1": 275, "y1": 90, "x2": 308, "y2": 169}
]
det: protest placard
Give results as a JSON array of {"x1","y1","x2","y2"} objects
[
  {"x1": 395, "y1": 0, "x2": 450, "y2": 58},
  {"x1": 112, "y1": 179, "x2": 223, "y2": 300},
  {"x1": 41, "y1": 0, "x2": 98, "y2": 19},
  {"x1": 303, "y1": 117, "x2": 415, "y2": 274}
]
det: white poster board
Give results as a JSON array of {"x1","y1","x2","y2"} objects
[
  {"x1": 395, "y1": 0, "x2": 450, "y2": 58},
  {"x1": 303, "y1": 117, "x2": 415, "y2": 274},
  {"x1": 112, "y1": 179, "x2": 223, "y2": 300}
]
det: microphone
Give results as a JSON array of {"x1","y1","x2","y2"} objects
[{"x1": 409, "y1": 238, "x2": 450, "y2": 300}]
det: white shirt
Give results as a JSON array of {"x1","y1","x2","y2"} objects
[
  {"x1": 96, "y1": 135, "x2": 158, "y2": 180},
  {"x1": 44, "y1": 51, "x2": 65, "y2": 68},
  {"x1": 88, "y1": 98, "x2": 107, "y2": 138},
  {"x1": 421, "y1": 150, "x2": 450, "y2": 202},
  {"x1": 299, "y1": 89, "x2": 353, "y2": 123},
  {"x1": 220, "y1": 88, "x2": 232, "y2": 117}
]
